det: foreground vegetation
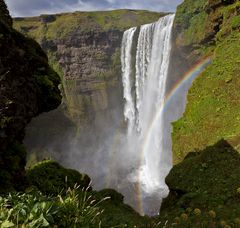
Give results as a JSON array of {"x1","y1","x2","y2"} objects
[
  {"x1": 0, "y1": 160, "x2": 151, "y2": 227},
  {"x1": 158, "y1": 140, "x2": 240, "y2": 227},
  {"x1": 0, "y1": 187, "x2": 104, "y2": 227},
  {"x1": 2, "y1": 142, "x2": 240, "y2": 227}
]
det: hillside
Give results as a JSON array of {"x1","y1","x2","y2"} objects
[{"x1": 171, "y1": 0, "x2": 240, "y2": 163}]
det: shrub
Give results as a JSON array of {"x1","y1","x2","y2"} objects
[
  {"x1": 26, "y1": 160, "x2": 91, "y2": 195},
  {"x1": 0, "y1": 186, "x2": 106, "y2": 227},
  {"x1": 208, "y1": 210, "x2": 216, "y2": 218},
  {"x1": 193, "y1": 208, "x2": 202, "y2": 216}
]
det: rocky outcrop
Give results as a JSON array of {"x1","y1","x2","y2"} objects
[
  {"x1": 0, "y1": 0, "x2": 12, "y2": 27},
  {"x1": 0, "y1": 0, "x2": 61, "y2": 191}
]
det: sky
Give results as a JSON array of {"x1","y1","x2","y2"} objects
[{"x1": 5, "y1": 0, "x2": 183, "y2": 17}]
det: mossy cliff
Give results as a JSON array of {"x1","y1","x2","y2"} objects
[
  {"x1": 13, "y1": 10, "x2": 165, "y2": 158},
  {"x1": 171, "y1": 0, "x2": 240, "y2": 163},
  {"x1": 14, "y1": 10, "x2": 164, "y2": 128},
  {"x1": 0, "y1": 0, "x2": 61, "y2": 192}
]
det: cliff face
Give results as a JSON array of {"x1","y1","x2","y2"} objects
[
  {"x1": 13, "y1": 10, "x2": 164, "y2": 156},
  {"x1": 171, "y1": 0, "x2": 240, "y2": 163},
  {"x1": 51, "y1": 28, "x2": 123, "y2": 128},
  {"x1": 0, "y1": 0, "x2": 61, "y2": 191}
]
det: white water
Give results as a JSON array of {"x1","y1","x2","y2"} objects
[
  {"x1": 121, "y1": 27, "x2": 137, "y2": 135},
  {"x1": 121, "y1": 14, "x2": 175, "y2": 213}
]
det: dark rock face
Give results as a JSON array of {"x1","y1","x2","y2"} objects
[
  {"x1": 0, "y1": 0, "x2": 61, "y2": 191},
  {"x1": 0, "y1": 0, "x2": 12, "y2": 27}
]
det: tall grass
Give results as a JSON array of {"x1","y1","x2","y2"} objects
[{"x1": 0, "y1": 185, "x2": 109, "y2": 227}]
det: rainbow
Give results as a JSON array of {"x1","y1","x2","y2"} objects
[
  {"x1": 104, "y1": 56, "x2": 212, "y2": 215},
  {"x1": 136, "y1": 56, "x2": 212, "y2": 214}
]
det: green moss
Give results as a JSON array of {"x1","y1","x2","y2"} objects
[
  {"x1": 216, "y1": 1, "x2": 240, "y2": 41},
  {"x1": 174, "y1": 0, "x2": 208, "y2": 45},
  {"x1": 173, "y1": 30, "x2": 240, "y2": 163},
  {"x1": 26, "y1": 160, "x2": 91, "y2": 195},
  {"x1": 159, "y1": 140, "x2": 240, "y2": 227},
  {"x1": 0, "y1": 142, "x2": 27, "y2": 193},
  {"x1": 48, "y1": 51, "x2": 64, "y2": 80},
  {"x1": 182, "y1": 11, "x2": 208, "y2": 46},
  {"x1": 93, "y1": 189, "x2": 151, "y2": 228},
  {"x1": 172, "y1": 0, "x2": 240, "y2": 163}
]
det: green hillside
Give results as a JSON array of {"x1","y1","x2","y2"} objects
[
  {"x1": 14, "y1": 9, "x2": 164, "y2": 41},
  {"x1": 172, "y1": 0, "x2": 240, "y2": 163}
]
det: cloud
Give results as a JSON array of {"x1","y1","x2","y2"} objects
[{"x1": 5, "y1": 0, "x2": 183, "y2": 17}]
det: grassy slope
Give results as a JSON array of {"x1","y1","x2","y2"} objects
[
  {"x1": 158, "y1": 140, "x2": 240, "y2": 227},
  {"x1": 172, "y1": 0, "x2": 240, "y2": 163},
  {"x1": 174, "y1": 0, "x2": 208, "y2": 47},
  {"x1": 14, "y1": 9, "x2": 164, "y2": 42}
]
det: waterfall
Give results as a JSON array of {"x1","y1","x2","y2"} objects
[
  {"x1": 121, "y1": 27, "x2": 137, "y2": 134},
  {"x1": 121, "y1": 14, "x2": 175, "y2": 214}
]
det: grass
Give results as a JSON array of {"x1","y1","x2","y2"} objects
[
  {"x1": 174, "y1": 0, "x2": 208, "y2": 46},
  {"x1": 172, "y1": 0, "x2": 240, "y2": 163},
  {"x1": 158, "y1": 140, "x2": 240, "y2": 227},
  {"x1": 14, "y1": 10, "x2": 164, "y2": 41},
  {"x1": 0, "y1": 186, "x2": 105, "y2": 227},
  {"x1": 26, "y1": 160, "x2": 91, "y2": 196}
]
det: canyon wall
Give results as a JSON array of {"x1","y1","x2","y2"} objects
[{"x1": 13, "y1": 10, "x2": 165, "y2": 173}]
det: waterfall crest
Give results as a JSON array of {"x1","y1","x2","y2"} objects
[{"x1": 121, "y1": 14, "x2": 175, "y2": 214}]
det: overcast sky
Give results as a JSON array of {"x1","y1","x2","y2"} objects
[{"x1": 5, "y1": 0, "x2": 183, "y2": 17}]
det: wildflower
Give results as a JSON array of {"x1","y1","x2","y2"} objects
[
  {"x1": 220, "y1": 220, "x2": 227, "y2": 227},
  {"x1": 174, "y1": 217, "x2": 180, "y2": 223},
  {"x1": 237, "y1": 187, "x2": 240, "y2": 194},
  {"x1": 193, "y1": 208, "x2": 201, "y2": 216},
  {"x1": 234, "y1": 218, "x2": 240, "y2": 225},
  {"x1": 208, "y1": 210, "x2": 216, "y2": 218},
  {"x1": 186, "y1": 207, "x2": 192, "y2": 213},
  {"x1": 181, "y1": 213, "x2": 188, "y2": 221}
]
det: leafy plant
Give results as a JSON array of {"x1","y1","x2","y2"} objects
[{"x1": 0, "y1": 185, "x2": 108, "y2": 227}]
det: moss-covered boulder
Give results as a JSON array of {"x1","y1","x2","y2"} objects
[
  {"x1": 0, "y1": 142, "x2": 27, "y2": 193},
  {"x1": 158, "y1": 140, "x2": 240, "y2": 226},
  {"x1": 0, "y1": 0, "x2": 61, "y2": 192},
  {"x1": 26, "y1": 160, "x2": 91, "y2": 195},
  {"x1": 93, "y1": 189, "x2": 152, "y2": 228},
  {"x1": 0, "y1": 0, "x2": 12, "y2": 27}
]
